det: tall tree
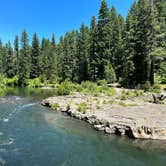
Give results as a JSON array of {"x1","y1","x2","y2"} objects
[
  {"x1": 122, "y1": 2, "x2": 137, "y2": 86},
  {"x1": 18, "y1": 30, "x2": 30, "y2": 86},
  {"x1": 0, "y1": 40, "x2": 5, "y2": 74},
  {"x1": 95, "y1": 0, "x2": 112, "y2": 80},
  {"x1": 89, "y1": 16, "x2": 97, "y2": 81},
  {"x1": 30, "y1": 33, "x2": 40, "y2": 79},
  {"x1": 133, "y1": 0, "x2": 151, "y2": 84},
  {"x1": 4, "y1": 41, "x2": 15, "y2": 78},
  {"x1": 76, "y1": 24, "x2": 90, "y2": 82},
  {"x1": 14, "y1": 35, "x2": 19, "y2": 75}
]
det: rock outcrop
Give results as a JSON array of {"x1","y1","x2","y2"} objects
[{"x1": 42, "y1": 94, "x2": 166, "y2": 140}]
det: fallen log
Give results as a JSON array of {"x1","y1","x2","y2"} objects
[{"x1": 152, "y1": 92, "x2": 166, "y2": 104}]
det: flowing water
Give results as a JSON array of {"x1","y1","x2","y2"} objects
[{"x1": 0, "y1": 88, "x2": 166, "y2": 166}]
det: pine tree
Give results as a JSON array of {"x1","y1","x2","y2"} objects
[
  {"x1": 89, "y1": 16, "x2": 97, "y2": 81},
  {"x1": 18, "y1": 30, "x2": 30, "y2": 86},
  {"x1": 76, "y1": 24, "x2": 90, "y2": 82},
  {"x1": 95, "y1": 0, "x2": 112, "y2": 80},
  {"x1": 58, "y1": 31, "x2": 78, "y2": 81},
  {"x1": 14, "y1": 35, "x2": 19, "y2": 75},
  {"x1": 51, "y1": 34, "x2": 56, "y2": 48},
  {"x1": 4, "y1": 41, "x2": 15, "y2": 78},
  {"x1": 109, "y1": 6, "x2": 125, "y2": 80},
  {"x1": 30, "y1": 33, "x2": 40, "y2": 79},
  {"x1": 0, "y1": 40, "x2": 4, "y2": 74},
  {"x1": 133, "y1": 0, "x2": 151, "y2": 85},
  {"x1": 122, "y1": 2, "x2": 137, "y2": 86},
  {"x1": 151, "y1": 0, "x2": 166, "y2": 84}
]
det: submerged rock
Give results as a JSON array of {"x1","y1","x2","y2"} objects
[{"x1": 0, "y1": 158, "x2": 6, "y2": 166}]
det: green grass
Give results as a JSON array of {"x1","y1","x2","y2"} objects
[
  {"x1": 77, "y1": 102, "x2": 88, "y2": 114},
  {"x1": 51, "y1": 103, "x2": 60, "y2": 111}
]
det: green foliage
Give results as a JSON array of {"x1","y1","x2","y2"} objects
[
  {"x1": 55, "y1": 80, "x2": 74, "y2": 96},
  {"x1": 18, "y1": 30, "x2": 30, "y2": 86},
  {"x1": 152, "y1": 84, "x2": 162, "y2": 93},
  {"x1": 30, "y1": 33, "x2": 40, "y2": 79},
  {"x1": 0, "y1": 74, "x2": 7, "y2": 96},
  {"x1": 77, "y1": 102, "x2": 88, "y2": 114},
  {"x1": 104, "y1": 64, "x2": 117, "y2": 83},
  {"x1": 144, "y1": 81, "x2": 151, "y2": 92},
  {"x1": 27, "y1": 78, "x2": 41, "y2": 88},
  {"x1": 5, "y1": 76, "x2": 18, "y2": 86},
  {"x1": 81, "y1": 81, "x2": 99, "y2": 94},
  {"x1": 51, "y1": 103, "x2": 59, "y2": 111},
  {"x1": 0, "y1": 0, "x2": 165, "y2": 88}
]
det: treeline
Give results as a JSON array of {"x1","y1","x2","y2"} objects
[{"x1": 0, "y1": 0, "x2": 165, "y2": 87}]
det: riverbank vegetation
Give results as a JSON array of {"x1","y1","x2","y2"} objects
[{"x1": 0, "y1": 0, "x2": 165, "y2": 96}]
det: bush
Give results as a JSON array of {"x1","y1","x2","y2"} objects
[
  {"x1": 27, "y1": 78, "x2": 41, "y2": 88},
  {"x1": 81, "y1": 81, "x2": 99, "y2": 94},
  {"x1": 77, "y1": 102, "x2": 88, "y2": 114},
  {"x1": 97, "y1": 79, "x2": 107, "y2": 86},
  {"x1": 104, "y1": 64, "x2": 116, "y2": 83},
  {"x1": 153, "y1": 84, "x2": 162, "y2": 93},
  {"x1": 120, "y1": 94, "x2": 128, "y2": 100},
  {"x1": 55, "y1": 80, "x2": 74, "y2": 96},
  {"x1": 144, "y1": 81, "x2": 151, "y2": 92},
  {"x1": 0, "y1": 74, "x2": 7, "y2": 88},
  {"x1": 161, "y1": 77, "x2": 166, "y2": 84},
  {"x1": 6, "y1": 76, "x2": 19, "y2": 86},
  {"x1": 51, "y1": 103, "x2": 59, "y2": 111}
]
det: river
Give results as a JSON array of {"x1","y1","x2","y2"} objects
[{"x1": 0, "y1": 88, "x2": 166, "y2": 166}]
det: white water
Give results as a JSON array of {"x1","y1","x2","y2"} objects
[{"x1": 2, "y1": 102, "x2": 37, "y2": 123}]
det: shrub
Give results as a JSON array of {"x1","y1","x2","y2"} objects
[
  {"x1": 77, "y1": 102, "x2": 88, "y2": 114},
  {"x1": 97, "y1": 79, "x2": 107, "y2": 86},
  {"x1": 106, "y1": 88, "x2": 116, "y2": 96},
  {"x1": 27, "y1": 78, "x2": 41, "y2": 88},
  {"x1": 55, "y1": 80, "x2": 74, "y2": 96},
  {"x1": 120, "y1": 94, "x2": 128, "y2": 100},
  {"x1": 144, "y1": 81, "x2": 151, "y2": 92},
  {"x1": 161, "y1": 77, "x2": 166, "y2": 84},
  {"x1": 81, "y1": 81, "x2": 99, "y2": 94},
  {"x1": 104, "y1": 64, "x2": 116, "y2": 83},
  {"x1": 51, "y1": 103, "x2": 59, "y2": 110},
  {"x1": 0, "y1": 74, "x2": 7, "y2": 88},
  {"x1": 153, "y1": 84, "x2": 162, "y2": 93},
  {"x1": 6, "y1": 76, "x2": 18, "y2": 86}
]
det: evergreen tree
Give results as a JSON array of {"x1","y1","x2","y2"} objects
[
  {"x1": 89, "y1": 16, "x2": 97, "y2": 81},
  {"x1": 110, "y1": 7, "x2": 125, "y2": 80},
  {"x1": 122, "y1": 2, "x2": 137, "y2": 86},
  {"x1": 76, "y1": 24, "x2": 90, "y2": 82},
  {"x1": 51, "y1": 34, "x2": 56, "y2": 48},
  {"x1": 133, "y1": 0, "x2": 151, "y2": 85},
  {"x1": 95, "y1": 0, "x2": 112, "y2": 80},
  {"x1": 4, "y1": 41, "x2": 15, "y2": 78},
  {"x1": 0, "y1": 40, "x2": 4, "y2": 74},
  {"x1": 18, "y1": 30, "x2": 30, "y2": 86},
  {"x1": 104, "y1": 64, "x2": 116, "y2": 83},
  {"x1": 30, "y1": 33, "x2": 40, "y2": 79},
  {"x1": 58, "y1": 31, "x2": 78, "y2": 81},
  {"x1": 14, "y1": 35, "x2": 19, "y2": 75}
]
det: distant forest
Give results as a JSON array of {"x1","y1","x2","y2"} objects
[{"x1": 0, "y1": 0, "x2": 165, "y2": 87}]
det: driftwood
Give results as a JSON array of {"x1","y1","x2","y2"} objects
[{"x1": 152, "y1": 92, "x2": 166, "y2": 104}]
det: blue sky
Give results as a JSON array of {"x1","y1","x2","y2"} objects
[{"x1": 0, "y1": 0, "x2": 135, "y2": 44}]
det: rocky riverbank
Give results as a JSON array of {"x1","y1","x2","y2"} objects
[{"x1": 42, "y1": 92, "x2": 166, "y2": 140}]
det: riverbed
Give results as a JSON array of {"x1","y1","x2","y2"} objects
[{"x1": 0, "y1": 88, "x2": 166, "y2": 166}]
